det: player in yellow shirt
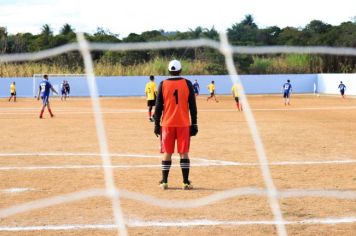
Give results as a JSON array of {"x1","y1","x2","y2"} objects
[
  {"x1": 8, "y1": 82, "x2": 16, "y2": 102},
  {"x1": 145, "y1": 75, "x2": 157, "y2": 122},
  {"x1": 231, "y1": 84, "x2": 243, "y2": 111},
  {"x1": 206, "y1": 80, "x2": 218, "y2": 102}
]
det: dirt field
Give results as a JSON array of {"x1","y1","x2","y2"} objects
[{"x1": 0, "y1": 94, "x2": 355, "y2": 236}]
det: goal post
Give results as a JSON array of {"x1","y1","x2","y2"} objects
[{"x1": 32, "y1": 74, "x2": 87, "y2": 97}]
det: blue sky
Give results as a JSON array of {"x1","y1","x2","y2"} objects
[{"x1": 0, "y1": 0, "x2": 355, "y2": 38}]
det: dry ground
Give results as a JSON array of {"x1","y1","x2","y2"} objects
[{"x1": 0, "y1": 94, "x2": 355, "y2": 236}]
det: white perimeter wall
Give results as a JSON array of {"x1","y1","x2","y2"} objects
[
  {"x1": 0, "y1": 73, "x2": 354, "y2": 97},
  {"x1": 317, "y1": 74, "x2": 356, "y2": 95}
]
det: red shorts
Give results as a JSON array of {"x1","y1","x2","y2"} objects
[{"x1": 160, "y1": 126, "x2": 190, "y2": 154}]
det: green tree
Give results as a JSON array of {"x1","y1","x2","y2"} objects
[
  {"x1": 228, "y1": 14, "x2": 258, "y2": 44},
  {"x1": 90, "y1": 27, "x2": 120, "y2": 43},
  {"x1": 34, "y1": 24, "x2": 54, "y2": 50},
  {"x1": 60, "y1": 23, "x2": 75, "y2": 35},
  {"x1": 256, "y1": 26, "x2": 281, "y2": 45},
  {"x1": 0, "y1": 26, "x2": 8, "y2": 53},
  {"x1": 7, "y1": 33, "x2": 30, "y2": 53},
  {"x1": 302, "y1": 20, "x2": 332, "y2": 45},
  {"x1": 86, "y1": 27, "x2": 121, "y2": 62},
  {"x1": 227, "y1": 15, "x2": 258, "y2": 73},
  {"x1": 141, "y1": 30, "x2": 166, "y2": 41},
  {"x1": 277, "y1": 27, "x2": 304, "y2": 45}
]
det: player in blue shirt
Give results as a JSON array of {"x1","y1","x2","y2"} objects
[
  {"x1": 282, "y1": 79, "x2": 292, "y2": 105},
  {"x1": 60, "y1": 80, "x2": 67, "y2": 101},
  {"x1": 37, "y1": 74, "x2": 58, "y2": 118},
  {"x1": 192, "y1": 79, "x2": 200, "y2": 96},
  {"x1": 338, "y1": 81, "x2": 346, "y2": 99}
]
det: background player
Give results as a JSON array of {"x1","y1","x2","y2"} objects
[
  {"x1": 207, "y1": 80, "x2": 218, "y2": 102},
  {"x1": 145, "y1": 75, "x2": 157, "y2": 122},
  {"x1": 192, "y1": 79, "x2": 200, "y2": 96},
  {"x1": 64, "y1": 80, "x2": 70, "y2": 98},
  {"x1": 8, "y1": 82, "x2": 16, "y2": 102},
  {"x1": 282, "y1": 79, "x2": 292, "y2": 105},
  {"x1": 231, "y1": 83, "x2": 242, "y2": 111},
  {"x1": 60, "y1": 80, "x2": 67, "y2": 101},
  {"x1": 37, "y1": 74, "x2": 58, "y2": 118},
  {"x1": 61, "y1": 80, "x2": 71, "y2": 101},
  {"x1": 338, "y1": 81, "x2": 346, "y2": 99},
  {"x1": 154, "y1": 60, "x2": 198, "y2": 190}
]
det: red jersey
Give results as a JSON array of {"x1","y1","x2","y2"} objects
[
  {"x1": 161, "y1": 79, "x2": 190, "y2": 126},
  {"x1": 154, "y1": 77, "x2": 197, "y2": 128}
]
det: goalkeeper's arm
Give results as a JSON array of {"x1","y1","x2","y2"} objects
[
  {"x1": 154, "y1": 81, "x2": 164, "y2": 126},
  {"x1": 153, "y1": 82, "x2": 164, "y2": 137},
  {"x1": 186, "y1": 80, "x2": 198, "y2": 136}
]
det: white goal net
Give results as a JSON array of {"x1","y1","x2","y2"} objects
[{"x1": 0, "y1": 32, "x2": 355, "y2": 236}]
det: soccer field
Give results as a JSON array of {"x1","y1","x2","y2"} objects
[{"x1": 0, "y1": 95, "x2": 355, "y2": 236}]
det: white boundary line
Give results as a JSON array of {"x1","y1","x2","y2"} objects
[
  {"x1": 0, "y1": 160, "x2": 355, "y2": 171},
  {"x1": 2, "y1": 162, "x2": 356, "y2": 171},
  {"x1": 0, "y1": 152, "x2": 162, "y2": 158},
  {"x1": 2, "y1": 106, "x2": 356, "y2": 113},
  {"x1": 0, "y1": 188, "x2": 35, "y2": 194},
  {"x1": 0, "y1": 152, "x2": 354, "y2": 171},
  {"x1": 0, "y1": 152, "x2": 354, "y2": 165},
  {"x1": 0, "y1": 217, "x2": 355, "y2": 231}
]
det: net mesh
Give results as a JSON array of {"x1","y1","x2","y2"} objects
[{"x1": 0, "y1": 32, "x2": 356, "y2": 236}]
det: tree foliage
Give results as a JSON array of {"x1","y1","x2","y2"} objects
[{"x1": 0, "y1": 15, "x2": 355, "y2": 75}]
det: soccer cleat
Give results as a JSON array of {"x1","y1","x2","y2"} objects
[
  {"x1": 182, "y1": 181, "x2": 193, "y2": 190},
  {"x1": 159, "y1": 181, "x2": 168, "y2": 190},
  {"x1": 149, "y1": 117, "x2": 154, "y2": 122}
]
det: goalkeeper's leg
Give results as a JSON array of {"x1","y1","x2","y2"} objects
[
  {"x1": 178, "y1": 128, "x2": 192, "y2": 189},
  {"x1": 180, "y1": 154, "x2": 192, "y2": 189},
  {"x1": 160, "y1": 153, "x2": 172, "y2": 189}
]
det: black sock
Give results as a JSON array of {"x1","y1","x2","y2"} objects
[
  {"x1": 161, "y1": 160, "x2": 172, "y2": 183},
  {"x1": 180, "y1": 159, "x2": 190, "y2": 184}
]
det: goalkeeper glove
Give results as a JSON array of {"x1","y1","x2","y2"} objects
[
  {"x1": 190, "y1": 124, "x2": 198, "y2": 136},
  {"x1": 154, "y1": 125, "x2": 161, "y2": 137}
]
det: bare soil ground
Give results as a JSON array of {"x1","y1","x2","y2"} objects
[{"x1": 0, "y1": 94, "x2": 355, "y2": 235}]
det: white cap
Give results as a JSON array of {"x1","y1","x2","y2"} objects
[{"x1": 168, "y1": 60, "x2": 182, "y2": 72}]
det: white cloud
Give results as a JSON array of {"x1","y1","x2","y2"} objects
[
  {"x1": 0, "y1": 0, "x2": 355, "y2": 37},
  {"x1": 1, "y1": 0, "x2": 81, "y2": 34}
]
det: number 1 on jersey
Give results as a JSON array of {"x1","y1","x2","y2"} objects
[{"x1": 173, "y1": 89, "x2": 178, "y2": 104}]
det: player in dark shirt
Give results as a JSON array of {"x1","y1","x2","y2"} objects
[{"x1": 338, "y1": 81, "x2": 346, "y2": 99}]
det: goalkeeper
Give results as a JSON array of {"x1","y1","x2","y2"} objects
[{"x1": 154, "y1": 60, "x2": 198, "y2": 190}]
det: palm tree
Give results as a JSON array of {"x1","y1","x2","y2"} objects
[
  {"x1": 60, "y1": 23, "x2": 74, "y2": 35},
  {"x1": 41, "y1": 24, "x2": 53, "y2": 36},
  {"x1": 241, "y1": 14, "x2": 257, "y2": 28},
  {"x1": 36, "y1": 24, "x2": 53, "y2": 49},
  {"x1": 188, "y1": 26, "x2": 204, "y2": 39}
]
